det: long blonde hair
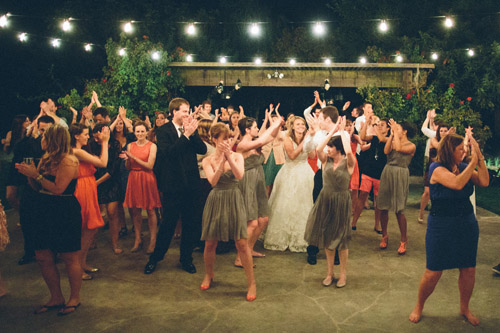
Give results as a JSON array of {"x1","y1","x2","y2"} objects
[
  {"x1": 39, "y1": 125, "x2": 73, "y2": 174},
  {"x1": 287, "y1": 116, "x2": 307, "y2": 145}
]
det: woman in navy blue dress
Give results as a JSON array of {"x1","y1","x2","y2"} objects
[{"x1": 409, "y1": 133, "x2": 489, "y2": 326}]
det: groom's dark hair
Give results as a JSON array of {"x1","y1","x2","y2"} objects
[
  {"x1": 321, "y1": 106, "x2": 339, "y2": 123},
  {"x1": 169, "y1": 97, "x2": 189, "y2": 114}
]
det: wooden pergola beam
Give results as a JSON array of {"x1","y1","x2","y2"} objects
[{"x1": 169, "y1": 62, "x2": 435, "y2": 89}]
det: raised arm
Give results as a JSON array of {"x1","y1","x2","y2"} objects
[
  {"x1": 431, "y1": 147, "x2": 478, "y2": 191},
  {"x1": 237, "y1": 116, "x2": 282, "y2": 152},
  {"x1": 469, "y1": 135, "x2": 489, "y2": 187},
  {"x1": 74, "y1": 127, "x2": 109, "y2": 168}
]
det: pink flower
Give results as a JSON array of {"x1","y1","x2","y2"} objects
[
  {"x1": 460, "y1": 101, "x2": 464, "y2": 105},
  {"x1": 467, "y1": 97, "x2": 472, "y2": 101},
  {"x1": 449, "y1": 83, "x2": 455, "y2": 88},
  {"x1": 167, "y1": 71, "x2": 171, "y2": 76},
  {"x1": 103, "y1": 79, "x2": 107, "y2": 83},
  {"x1": 406, "y1": 93, "x2": 412, "y2": 100}
]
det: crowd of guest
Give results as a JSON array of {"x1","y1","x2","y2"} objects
[{"x1": 0, "y1": 90, "x2": 494, "y2": 325}]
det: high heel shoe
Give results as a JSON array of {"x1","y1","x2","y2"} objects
[
  {"x1": 398, "y1": 240, "x2": 408, "y2": 255},
  {"x1": 84, "y1": 267, "x2": 99, "y2": 274},
  {"x1": 130, "y1": 241, "x2": 143, "y2": 253},
  {"x1": 374, "y1": 228, "x2": 382, "y2": 235},
  {"x1": 200, "y1": 278, "x2": 213, "y2": 291}
]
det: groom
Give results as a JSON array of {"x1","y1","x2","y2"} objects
[{"x1": 144, "y1": 97, "x2": 207, "y2": 274}]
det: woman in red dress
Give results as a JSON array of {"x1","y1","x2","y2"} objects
[
  {"x1": 123, "y1": 121, "x2": 161, "y2": 254},
  {"x1": 70, "y1": 123, "x2": 109, "y2": 280}
]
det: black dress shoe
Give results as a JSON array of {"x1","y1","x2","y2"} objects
[
  {"x1": 180, "y1": 262, "x2": 196, "y2": 274},
  {"x1": 307, "y1": 255, "x2": 317, "y2": 265},
  {"x1": 144, "y1": 260, "x2": 157, "y2": 275},
  {"x1": 18, "y1": 255, "x2": 36, "y2": 265}
]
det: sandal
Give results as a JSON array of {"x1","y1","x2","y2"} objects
[
  {"x1": 398, "y1": 241, "x2": 408, "y2": 255},
  {"x1": 34, "y1": 303, "x2": 65, "y2": 314},
  {"x1": 380, "y1": 236, "x2": 388, "y2": 250},
  {"x1": 57, "y1": 303, "x2": 81, "y2": 316}
]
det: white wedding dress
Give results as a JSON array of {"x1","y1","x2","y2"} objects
[{"x1": 263, "y1": 142, "x2": 314, "y2": 252}]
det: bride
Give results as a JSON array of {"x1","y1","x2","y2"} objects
[{"x1": 264, "y1": 116, "x2": 315, "y2": 252}]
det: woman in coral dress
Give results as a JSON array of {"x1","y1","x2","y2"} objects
[
  {"x1": 124, "y1": 121, "x2": 161, "y2": 254},
  {"x1": 70, "y1": 123, "x2": 109, "y2": 280}
]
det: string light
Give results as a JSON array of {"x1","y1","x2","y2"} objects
[
  {"x1": 431, "y1": 52, "x2": 439, "y2": 60},
  {"x1": 84, "y1": 43, "x2": 92, "y2": 52},
  {"x1": 313, "y1": 22, "x2": 326, "y2": 36},
  {"x1": 151, "y1": 51, "x2": 161, "y2": 60},
  {"x1": 219, "y1": 56, "x2": 227, "y2": 64},
  {"x1": 18, "y1": 32, "x2": 28, "y2": 42},
  {"x1": 467, "y1": 49, "x2": 475, "y2": 57},
  {"x1": 61, "y1": 18, "x2": 72, "y2": 32},
  {"x1": 118, "y1": 48, "x2": 126, "y2": 56},
  {"x1": 254, "y1": 57, "x2": 262, "y2": 65},
  {"x1": 359, "y1": 57, "x2": 367, "y2": 64},
  {"x1": 324, "y1": 58, "x2": 331, "y2": 65},
  {"x1": 123, "y1": 21, "x2": 134, "y2": 33},
  {"x1": 289, "y1": 58, "x2": 296, "y2": 66},
  {"x1": 444, "y1": 17, "x2": 454, "y2": 28},
  {"x1": 379, "y1": 20, "x2": 389, "y2": 32},
  {"x1": 395, "y1": 54, "x2": 403, "y2": 62},
  {"x1": 186, "y1": 23, "x2": 196, "y2": 36},
  {"x1": 186, "y1": 54, "x2": 193, "y2": 62},
  {"x1": 51, "y1": 38, "x2": 61, "y2": 48},
  {"x1": 249, "y1": 23, "x2": 260, "y2": 37},
  {"x1": 0, "y1": 13, "x2": 10, "y2": 28}
]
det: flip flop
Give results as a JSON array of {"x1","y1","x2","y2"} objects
[
  {"x1": 234, "y1": 263, "x2": 257, "y2": 268},
  {"x1": 57, "y1": 303, "x2": 81, "y2": 316},
  {"x1": 34, "y1": 303, "x2": 65, "y2": 314}
]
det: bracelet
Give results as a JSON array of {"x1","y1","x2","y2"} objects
[{"x1": 36, "y1": 174, "x2": 44, "y2": 183}]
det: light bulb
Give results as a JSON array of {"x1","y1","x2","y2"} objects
[
  {"x1": 61, "y1": 19, "x2": 72, "y2": 32},
  {"x1": 324, "y1": 58, "x2": 331, "y2": 65},
  {"x1": 395, "y1": 55, "x2": 403, "y2": 62},
  {"x1": 359, "y1": 57, "x2": 367, "y2": 64},
  {"x1": 151, "y1": 51, "x2": 160, "y2": 60},
  {"x1": 444, "y1": 17, "x2": 454, "y2": 28},
  {"x1": 313, "y1": 22, "x2": 325, "y2": 36},
  {"x1": 186, "y1": 24, "x2": 196, "y2": 35},
  {"x1": 0, "y1": 14, "x2": 10, "y2": 28},
  {"x1": 249, "y1": 23, "x2": 260, "y2": 37},
  {"x1": 431, "y1": 52, "x2": 439, "y2": 60},
  {"x1": 254, "y1": 57, "x2": 262, "y2": 65},
  {"x1": 186, "y1": 54, "x2": 193, "y2": 62},
  {"x1": 219, "y1": 56, "x2": 227, "y2": 64},
  {"x1": 18, "y1": 33, "x2": 28, "y2": 42},
  {"x1": 467, "y1": 49, "x2": 474, "y2": 57},
  {"x1": 51, "y1": 39, "x2": 61, "y2": 48},
  {"x1": 289, "y1": 59, "x2": 296, "y2": 66},
  {"x1": 118, "y1": 48, "x2": 126, "y2": 56},
  {"x1": 84, "y1": 43, "x2": 92, "y2": 52},
  {"x1": 123, "y1": 22, "x2": 133, "y2": 33},
  {"x1": 379, "y1": 20, "x2": 388, "y2": 32}
]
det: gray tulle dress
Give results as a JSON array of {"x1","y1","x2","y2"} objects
[
  {"x1": 377, "y1": 149, "x2": 413, "y2": 213},
  {"x1": 238, "y1": 154, "x2": 270, "y2": 220},
  {"x1": 201, "y1": 170, "x2": 248, "y2": 241},
  {"x1": 304, "y1": 158, "x2": 352, "y2": 251}
]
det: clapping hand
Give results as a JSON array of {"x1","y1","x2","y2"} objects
[
  {"x1": 118, "y1": 106, "x2": 127, "y2": 120},
  {"x1": 342, "y1": 101, "x2": 351, "y2": 111},
  {"x1": 98, "y1": 126, "x2": 110, "y2": 143},
  {"x1": 15, "y1": 160, "x2": 38, "y2": 179},
  {"x1": 183, "y1": 114, "x2": 199, "y2": 137},
  {"x1": 144, "y1": 115, "x2": 152, "y2": 129}
]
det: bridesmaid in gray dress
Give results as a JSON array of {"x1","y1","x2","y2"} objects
[
  {"x1": 304, "y1": 116, "x2": 355, "y2": 288},
  {"x1": 377, "y1": 120, "x2": 416, "y2": 255},
  {"x1": 200, "y1": 124, "x2": 256, "y2": 302}
]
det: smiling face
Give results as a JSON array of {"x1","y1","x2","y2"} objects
[
  {"x1": 134, "y1": 125, "x2": 147, "y2": 141},
  {"x1": 230, "y1": 113, "x2": 239, "y2": 126},
  {"x1": 75, "y1": 128, "x2": 90, "y2": 147},
  {"x1": 439, "y1": 126, "x2": 449, "y2": 139},
  {"x1": 155, "y1": 113, "x2": 166, "y2": 127},
  {"x1": 115, "y1": 118, "x2": 124, "y2": 133},
  {"x1": 293, "y1": 118, "x2": 306, "y2": 135},
  {"x1": 172, "y1": 103, "x2": 190, "y2": 126}
]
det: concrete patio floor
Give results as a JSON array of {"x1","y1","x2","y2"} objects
[{"x1": 1, "y1": 186, "x2": 499, "y2": 332}]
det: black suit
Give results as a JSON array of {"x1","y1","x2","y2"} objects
[{"x1": 150, "y1": 122, "x2": 207, "y2": 265}]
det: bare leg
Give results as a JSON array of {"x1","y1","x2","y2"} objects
[
  {"x1": 249, "y1": 217, "x2": 268, "y2": 257},
  {"x1": 409, "y1": 269, "x2": 442, "y2": 323},
  {"x1": 418, "y1": 187, "x2": 430, "y2": 222},
  {"x1": 324, "y1": 248, "x2": 335, "y2": 285},
  {"x1": 380, "y1": 210, "x2": 389, "y2": 248},
  {"x1": 396, "y1": 212, "x2": 408, "y2": 242},
  {"x1": 337, "y1": 248, "x2": 348, "y2": 286},
  {"x1": 80, "y1": 227, "x2": 98, "y2": 272},
  {"x1": 202, "y1": 240, "x2": 217, "y2": 288},
  {"x1": 146, "y1": 209, "x2": 158, "y2": 253},
  {"x1": 374, "y1": 196, "x2": 381, "y2": 231},
  {"x1": 106, "y1": 202, "x2": 122, "y2": 254},
  {"x1": 352, "y1": 191, "x2": 369, "y2": 228},
  {"x1": 117, "y1": 204, "x2": 127, "y2": 229},
  {"x1": 350, "y1": 189, "x2": 358, "y2": 214},
  {"x1": 59, "y1": 252, "x2": 82, "y2": 307},
  {"x1": 130, "y1": 208, "x2": 143, "y2": 250},
  {"x1": 35, "y1": 250, "x2": 65, "y2": 306},
  {"x1": 6, "y1": 186, "x2": 19, "y2": 211},
  {"x1": 458, "y1": 267, "x2": 479, "y2": 326},
  {"x1": 235, "y1": 220, "x2": 258, "y2": 266},
  {"x1": 235, "y1": 239, "x2": 256, "y2": 300}
]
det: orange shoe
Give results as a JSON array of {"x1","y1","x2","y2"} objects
[
  {"x1": 398, "y1": 241, "x2": 408, "y2": 255},
  {"x1": 380, "y1": 236, "x2": 388, "y2": 250}
]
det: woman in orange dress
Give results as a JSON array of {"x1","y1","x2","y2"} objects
[
  {"x1": 70, "y1": 123, "x2": 109, "y2": 280},
  {"x1": 123, "y1": 121, "x2": 161, "y2": 254}
]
